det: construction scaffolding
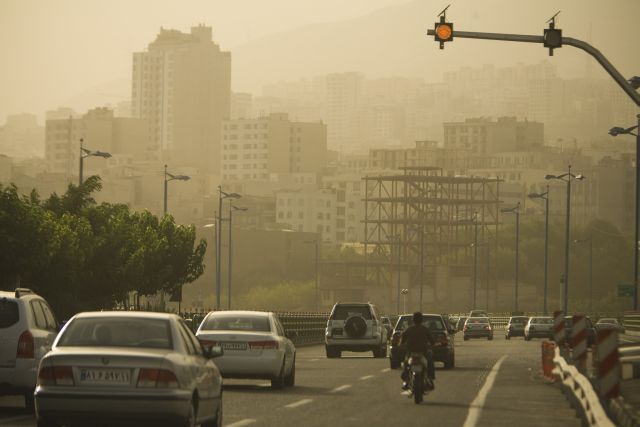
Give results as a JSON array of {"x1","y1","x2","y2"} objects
[{"x1": 363, "y1": 167, "x2": 501, "y2": 310}]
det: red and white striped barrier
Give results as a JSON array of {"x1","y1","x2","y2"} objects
[
  {"x1": 571, "y1": 315, "x2": 587, "y2": 371},
  {"x1": 596, "y1": 329, "x2": 620, "y2": 400},
  {"x1": 554, "y1": 310, "x2": 565, "y2": 346}
]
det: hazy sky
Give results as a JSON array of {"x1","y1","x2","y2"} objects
[{"x1": 1, "y1": 0, "x2": 638, "y2": 124}]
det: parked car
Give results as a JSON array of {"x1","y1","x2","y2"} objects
[
  {"x1": 456, "y1": 316, "x2": 467, "y2": 331},
  {"x1": 389, "y1": 313, "x2": 455, "y2": 369},
  {"x1": 524, "y1": 316, "x2": 554, "y2": 340},
  {"x1": 0, "y1": 288, "x2": 59, "y2": 411},
  {"x1": 562, "y1": 316, "x2": 596, "y2": 347},
  {"x1": 34, "y1": 311, "x2": 223, "y2": 427},
  {"x1": 505, "y1": 316, "x2": 529, "y2": 339},
  {"x1": 595, "y1": 318, "x2": 625, "y2": 334},
  {"x1": 196, "y1": 310, "x2": 296, "y2": 389},
  {"x1": 324, "y1": 302, "x2": 388, "y2": 358},
  {"x1": 380, "y1": 316, "x2": 393, "y2": 340},
  {"x1": 463, "y1": 317, "x2": 493, "y2": 340}
]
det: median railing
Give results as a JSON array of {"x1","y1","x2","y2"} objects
[
  {"x1": 277, "y1": 312, "x2": 329, "y2": 346},
  {"x1": 624, "y1": 312, "x2": 640, "y2": 336},
  {"x1": 552, "y1": 346, "x2": 616, "y2": 427}
]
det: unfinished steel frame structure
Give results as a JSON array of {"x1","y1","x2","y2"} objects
[{"x1": 363, "y1": 167, "x2": 501, "y2": 311}]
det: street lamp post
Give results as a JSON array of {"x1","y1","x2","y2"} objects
[
  {"x1": 216, "y1": 187, "x2": 241, "y2": 310},
  {"x1": 304, "y1": 237, "x2": 321, "y2": 312},
  {"x1": 501, "y1": 203, "x2": 520, "y2": 312},
  {"x1": 546, "y1": 166, "x2": 585, "y2": 314},
  {"x1": 228, "y1": 202, "x2": 248, "y2": 310},
  {"x1": 401, "y1": 288, "x2": 409, "y2": 313},
  {"x1": 79, "y1": 138, "x2": 111, "y2": 186},
  {"x1": 609, "y1": 116, "x2": 640, "y2": 311},
  {"x1": 574, "y1": 236, "x2": 593, "y2": 312},
  {"x1": 163, "y1": 165, "x2": 190, "y2": 216},
  {"x1": 528, "y1": 186, "x2": 550, "y2": 314}
]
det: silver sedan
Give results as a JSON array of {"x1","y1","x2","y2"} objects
[
  {"x1": 34, "y1": 311, "x2": 223, "y2": 427},
  {"x1": 196, "y1": 311, "x2": 296, "y2": 389}
]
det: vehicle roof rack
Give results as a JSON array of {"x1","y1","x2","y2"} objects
[{"x1": 15, "y1": 288, "x2": 34, "y2": 298}]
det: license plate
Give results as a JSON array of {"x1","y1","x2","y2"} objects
[
  {"x1": 222, "y1": 342, "x2": 247, "y2": 351},
  {"x1": 79, "y1": 368, "x2": 131, "y2": 384}
]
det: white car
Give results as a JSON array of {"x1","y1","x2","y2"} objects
[
  {"x1": 524, "y1": 316, "x2": 554, "y2": 340},
  {"x1": 196, "y1": 310, "x2": 296, "y2": 389},
  {"x1": 0, "y1": 288, "x2": 59, "y2": 411},
  {"x1": 34, "y1": 311, "x2": 223, "y2": 427},
  {"x1": 324, "y1": 302, "x2": 388, "y2": 358}
]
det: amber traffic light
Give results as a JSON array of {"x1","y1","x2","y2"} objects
[{"x1": 434, "y1": 21, "x2": 453, "y2": 49}]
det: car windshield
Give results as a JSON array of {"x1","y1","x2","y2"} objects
[
  {"x1": 530, "y1": 317, "x2": 553, "y2": 324},
  {"x1": 57, "y1": 317, "x2": 172, "y2": 349},
  {"x1": 201, "y1": 314, "x2": 271, "y2": 332},
  {"x1": 510, "y1": 317, "x2": 528, "y2": 324},
  {"x1": 331, "y1": 306, "x2": 372, "y2": 320},
  {"x1": 0, "y1": 299, "x2": 19, "y2": 328},
  {"x1": 467, "y1": 317, "x2": 489, "y2": 324},
  {"x1": 394, "y1": 315, "x2": 444, "y2": 331}
]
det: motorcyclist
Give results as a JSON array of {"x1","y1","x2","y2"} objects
[{"x1": 400, "y1": 311, "x2": 436, "y2": 390}]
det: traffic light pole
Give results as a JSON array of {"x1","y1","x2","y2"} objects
[{"x1": 426, "y1": 29, "x2": 640, "y2": 107}]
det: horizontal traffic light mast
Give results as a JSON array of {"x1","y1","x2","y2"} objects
[{"x1": 427, "y1": 10, "x2": 640, "y2": 107}]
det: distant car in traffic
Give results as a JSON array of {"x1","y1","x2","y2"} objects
[
  {"x1": 35, "y1": 311, "x2": 223, "y2": 427},
  {"x1": 197, "y1": 310, "x2": 296, "y2": 389},
  {"x1": 505, "y1": 316, "x2": 529, "y2": 339},
  {"x1": 389, "y1": 313, "x2": 455, "y2": 369},
  {"x1": 463, "y1": 317, "x2": 493, "y2": 340},
  {"x1": 524, "y1": 316, "x2": 554, "y2": 340},
  {"x1": 324, "y1": 302, "x2": 388, "y2": 358},
  {"x1": 380, "y1": 316, "x2": 393, "y2": 340},
  {"x1": 595, "y1": 318, "x2": 625, "y2": 334},
  {"x1": 0, "y1": 288, "x2": 59, "y2": 412},
  {"x1": 456, "y1": 316, "x2": 467, "y2": 332}
]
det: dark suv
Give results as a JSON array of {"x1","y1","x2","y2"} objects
[
  {"x1": 325, "y1": 303, "x2": 388, "y2": 358},
  {"x1": 389, "y1": 313, "x2": 455, "y2": 369},
  {"x1": 505, "y1": 316, "x2": 529, "y2": 339}
]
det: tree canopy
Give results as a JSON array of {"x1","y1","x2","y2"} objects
[{"x1": 0, "y1": 176, "x2": 206, "y2": 319}]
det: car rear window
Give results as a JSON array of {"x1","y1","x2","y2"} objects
[
  {"x1": 57, "y1": 317, "x2": 172, "y2": 349},
  {"x1": 201, "y1": 314, "x2": 271, "y2": 332},
  {"x1": 0, "y1": 299, "x2": 19, "y2": 328},
  {"x1": 467, "y1": 317, "x2": 489, "y2": 324},
  {"x1": 531, "y1": 318, "x2": 553, "y2": 324},
  {"x1": 331, "y1": 306, "x2": 373, "y2": 320},
  {"x1": 510, "y1": 317, "x2": 528, "y2": 324}
]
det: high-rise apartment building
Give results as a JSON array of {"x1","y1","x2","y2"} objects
[
  {"x1": 221, "y1": 113, "x2": 327, "y2": 182},
  {"x1": 325, "y1": 72, "x2": 363, "y2": 150},
  {"x1": 132, "y1": 25, "x2": 231, "y2": 174},
  {"x1": 443, "y1": 117, "x2": 543, "y2": 154}
]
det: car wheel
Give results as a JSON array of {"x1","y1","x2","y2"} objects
[
  {"x1": 379, "y1": 345, "x2": 387, "y2": 358},
  {"x1": 326, "y1": 346, "x2": 337, "y2": 358},
  {"x1": 24, "y1": 391, "x2": 35, "y2": 413},
  {"x1": 271, "y1": 361, "x2": 285, "y2": 389},
  {"x1": 505, "y1": 334, "x2": 510, "y2": 340},
  {"x1": 524, "y1": 335, "x2": 531, "y2": 341},
  {"x1": 444, "y1": 353, "x2": 455, "y2": 369},
  {"x1": 488, "y1": 335, "x2": 493, "y2": 341},
  {"x1": 184, "y1": 400, "x2": 196, "y2": 427},
  {"x1": 284, "y1": 356, "x2": 296, "y2": 387},
  {"x1": 463, "y1": 336, "x2": 469, "y2": 341},
  {"x1": 202, "y1": 399, "x2": 222, "y2": 427}
]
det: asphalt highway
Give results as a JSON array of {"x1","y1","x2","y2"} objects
[{"x1": 0, "y1": 337, "x2": 582, "y2": 427}]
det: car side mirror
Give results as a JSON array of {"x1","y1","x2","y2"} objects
[{"x1": 204, "y1": 345, "x2": 224, "y2": 359}]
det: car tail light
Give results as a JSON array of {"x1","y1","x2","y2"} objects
[
  {"x1": 16, "y1": 330, "x2": 34, "y2": 359},
  {"x1": 137, "y1": 368, "x2": 178, "y2": 388},
  {"x1": 438, "y1": 335, "x2": 449, "y2": 346},
  {"x1": 391, "y1": 331, "x2": 402, "y2": 346},
  {"x1": 463, "y1": 326, "x2": 468, "y2": 332},
  {"x1": 198, "y1": 339, "x2": 217, "y2": 347},
  {"x1": 249, "y1": 340, "x2": 279, "y2": 350},
  {"x1": 38, "y1": 366, "x2": 74, "y2": 386},
  {"x1": 484, "y1": 325, "x2": 491, "y2": 331}
]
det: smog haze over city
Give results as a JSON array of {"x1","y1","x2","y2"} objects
[{"x1": 1, "y1": 1, "x2": 640, "y2": 425}]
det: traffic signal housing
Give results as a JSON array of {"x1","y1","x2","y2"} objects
[
  {"x1": 434, "y1": 20, "x2": 453, "y2": 49},
  {"x1": 543, "y1": 26, "x2": 562, "y2": 56}
]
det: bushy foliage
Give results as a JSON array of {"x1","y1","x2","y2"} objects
[{"x1": 0, "y1": 176, "x2": 206, "y2": 318}]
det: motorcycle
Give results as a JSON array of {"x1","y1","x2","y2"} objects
[{"x1": 405, "y1": 352, "x2": 433, "y2": 404}]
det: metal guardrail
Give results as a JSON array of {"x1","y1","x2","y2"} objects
[
  {"x1": 610, "y1": 397, "x2": 640, "y2": 427},
  {"x1": 277, "y1": 312, "x2": 329, "y2": 346},
  {"x1": 552, "y1": 347, "x2": 616, "y2": 427},
  {"x1": 624, "y1": 312, "x2": 640, "y2": 336}
]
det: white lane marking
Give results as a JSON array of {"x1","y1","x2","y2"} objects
[
  {"x1": 462, "y1": 355, "x2": 508, "y2": 427},
  {"x1": 0, "y1": 415, "x2": 33, "y2": 423},
  {"x1": 380, "y1": 368, "x2": 391, "y2": 373},
  {"x1": 330, "y1": 384, "x2": 352, "y2": 393},
  {"x1": 225, "y1": 419, "x2": 257, "y2": 427},
  {"x1": 310, "y1": 358, "x2": 320, "y2": 361},
  {"x1": 360, "y1": 375, "x2": 374, "y2": 380},
  {"x1": 284, "y1": 398, "x2": 313, "y2": 409}
]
